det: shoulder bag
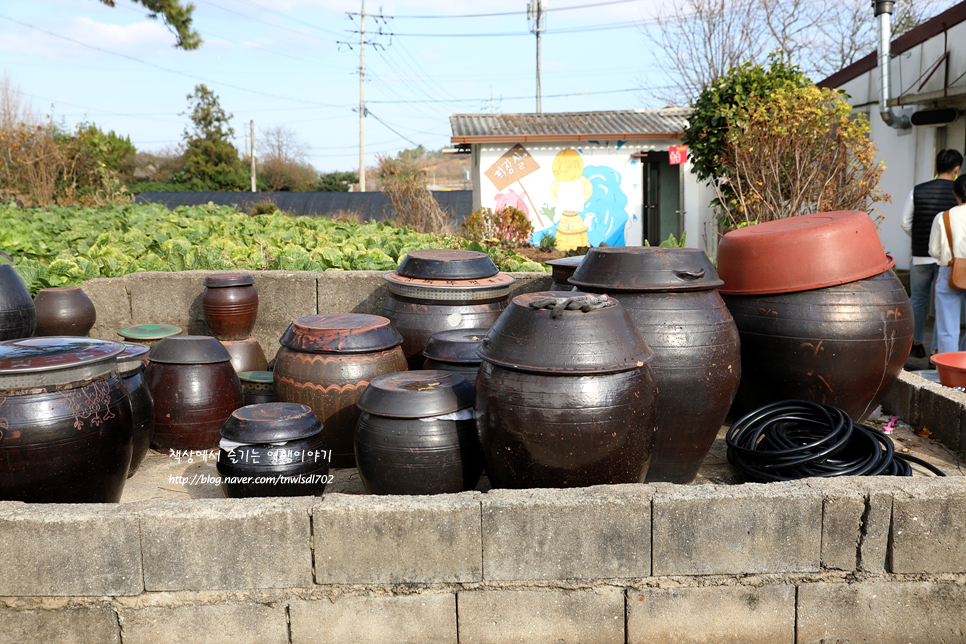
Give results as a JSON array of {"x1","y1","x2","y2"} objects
[{"x1": 943, "y1": 210, "x2": 966, "y2": 291}]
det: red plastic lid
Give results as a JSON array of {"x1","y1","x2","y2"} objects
[{"x1": 716, "y1": 211, "x2": 894, "y2": 295}]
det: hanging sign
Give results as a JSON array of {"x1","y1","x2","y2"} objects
[{"x1": 669, "y1": 145, "x2": 688, "y2": 165}]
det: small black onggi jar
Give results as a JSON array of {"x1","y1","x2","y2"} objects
[{"x1": 217, "y1": 402, "x2": 330, "y2": 498}]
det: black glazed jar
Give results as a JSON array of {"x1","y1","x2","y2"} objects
[
  {"x1": 217, "y1": 402, "x2": 330, "y2": 498},
  {"x1": 355, "y1": 370, "x2": 482, "y2": 495}
]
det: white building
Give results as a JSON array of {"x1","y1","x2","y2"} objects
[
  {"x1": 449, "y1": 110, "x2": 718, "y2": 254},
  {"x1": 820, "y1": 1, "x2": 966, "y2": 270}
]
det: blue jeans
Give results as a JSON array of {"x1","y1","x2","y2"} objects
[
  {"x1": 910, "y1": 262, "x2": 939, "y2": 349},
  {"x1": 933, "y1": 266, "x2": 966, "y2": 354}
]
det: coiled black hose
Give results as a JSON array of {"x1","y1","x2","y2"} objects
[{"x1": 726, "y1": 400, "x2": 946, "y2": 481}]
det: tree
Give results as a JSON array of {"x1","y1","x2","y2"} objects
[
  {"x1": 98, "y1": 0, "x2": 201, "y2": 50},
  {"x1": 641, "y1": 0, "x2": 957, "y2": 105},
  {"x1": 179, "y1": 84, "x2": 246, "y2": 190},
  {"x1": 713, "y1": 85, "x2": 889, "y2": 229},
  {"x1": 682, "y1": 55, "x2": 811, "y2": 183},
  {"x1": 317, "y1": 171, "x2": 358, "y2": 192},
  {"x1": 255, "y1": 125, "x2": 316, "y2": 191}
]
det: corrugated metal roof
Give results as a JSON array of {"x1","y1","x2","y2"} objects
[{"x1": 450, "y1": 109, "x2": 689, "y2": 143}]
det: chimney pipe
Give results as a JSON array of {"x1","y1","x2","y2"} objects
[{"x1": 874, "y1": 0, "x2": 910, "y2": 129}]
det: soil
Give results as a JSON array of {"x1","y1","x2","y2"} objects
[{"x1": 514, "y1": 245, "x2": 587, "y2": 264}]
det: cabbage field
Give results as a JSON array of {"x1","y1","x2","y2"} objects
[{"x1": 0, "y1": 202, "x2": 546, "y2": 294}]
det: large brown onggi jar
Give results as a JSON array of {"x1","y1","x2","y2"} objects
[
  {"x1": 33, "y1": 286, "x2": 97, "y2": 337},
  {"x1": 476, "y1": 291, "x2": 658, "y2": 488},
  {"x1": 716, "y1": 212, "x2": 912, "y2": 422},
  {"x1": 569, "y1": 247, "x2": 741, "y2": 484},
  {"x1": 201, "y1": 273, "x2": 258, "y2": 341},
  {"x1": 273, "y1": 314, "x2": 408, "y2": 468},
  {"x1": 117, "y1": 342, "x2": 154, "y2": 477},
  {"x1": 0, "y1": 265, "x2": 36, "y2": 341},
  {"x1": 383, "y1": 249, "x2": 514, "y2": 369},
  {"x1": 0, "y1": 337, "x2": 132, "y2": 503},
  {"x1": 144, "y1": 336, "x2": 243, "y2": 452}
]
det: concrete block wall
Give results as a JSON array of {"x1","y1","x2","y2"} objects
[
  {"x1": 82, "y1": 270, "x2": 553, "y2": 364},
  {"x1": 3, "y1": 479, "x2": 966, "y2": 644}
]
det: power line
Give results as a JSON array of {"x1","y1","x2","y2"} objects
[
  {"x1": 379, "y1": 20, "x2": 639, "y2": 37},
  {"x1": 0, "y1": 15, "x2": 342, "y2": 109},
  {"x1": 366, "y1": 110, "x2": 420, "y2": 147},
  {"x1": 390, "y1": 0, "x2": 643, "y2": 19}
]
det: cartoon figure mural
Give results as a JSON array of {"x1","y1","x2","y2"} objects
[
  {"x1": 582, "y1": 165, "x2": 629, "y2": 247},
  {"x1": 483, "y1": 143, "x2": 635, "y2": 248},
  {"x1": 550, "y1": 149, "x2": 592, "y2": 251}
]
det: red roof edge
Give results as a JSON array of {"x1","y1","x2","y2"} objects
[{"x1": 818, "y1": 1, "x2": 966, "y2": 89}]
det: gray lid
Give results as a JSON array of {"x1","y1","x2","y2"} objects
[{"x1": 147, "y1": 335, "x2": 233, "y2": 364}]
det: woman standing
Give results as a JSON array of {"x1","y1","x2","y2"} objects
[{"x1": 928, "y1": 174, "x2": 966, "y2": 354}]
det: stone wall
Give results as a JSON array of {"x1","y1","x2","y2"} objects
[
  {"x1": 81, "y1": 270, "x2": 553, "y2": 363},
  {"x1": 2, "y1": 479, "x2": 966, "y2": 644}
]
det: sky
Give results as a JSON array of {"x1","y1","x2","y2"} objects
[{"x1": 0, "y1": 0, "x2": 672, "y2": 174}]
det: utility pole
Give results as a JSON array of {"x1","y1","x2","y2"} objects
[
  {"x1": 359, "y1": 0, "x2": 366, "y2": 192},
  {"x1": 528, "y1": 0, "x2": 546, "y2": 113},
  {"x1": 250, "y1": 120, "x2": 256, "y2": 193},
  {"x1": 343, "y1": 1, "x2": 389, "y2": 192}
]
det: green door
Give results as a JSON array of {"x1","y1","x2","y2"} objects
[{"x1": 642, "y1": 152, "x2": 681, "y2": 246}]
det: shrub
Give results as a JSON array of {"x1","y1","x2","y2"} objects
[{"x1": 460, "y1": 206, "x2": 534, "y2": 248}]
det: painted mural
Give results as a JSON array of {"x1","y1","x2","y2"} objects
[{"x1": 482, "y1": 142, "x2": 639, "y2": 248}]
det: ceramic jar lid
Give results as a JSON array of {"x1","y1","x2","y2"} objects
[
  {"x1": 545, "y1": 255, "x2": 584, "y2": 283},
  {"x1": 239, "y1": 370, "x2": 273, "y2": 384},
  {"x1": 477, "y1": 291, "x2": 654, "y2": 374},
  {"x1": 117, "y1": 342, "x2": 150, "y2": 375},
  {"x1": 118, "y1": 324, "x2": 182, "y2": 341},
  {"x1": 0, "y1": 337, "x2": 124, "y2": 390},
  {"x1": 279, "y1": 314, "x2": 403, "y2": 354},
  {"x1": 383, "y1": 270, "x2": 515, "y2": 301},
  {"x1": 356, "y1": 370, "x2": 475, "y2": 418},
  {"x1": 397, "y1": 249, "x2": 499, "y2": 280},
  {"x1": 220, "y1": 402, "x2": 322, "y2": 442},
  {"x1": 147, "y1": 335, "x2": 233, "y2": 364},
  {"x1": 203, "y1": 273, "x2": 255, "y2": 287},
  {"x1": 570, "y1": 247, "x2": 723, "y2": 292},
  {"x1": 716, "y1": 211, "x2": 895, "y2": 295},
  {"x1": 422, "y1": 328, "x2": 487, "y2": 365}
]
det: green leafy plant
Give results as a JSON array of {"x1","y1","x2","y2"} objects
[
  {"x1": 0, "y1": 201, "x2": 547, "y2": 294},
  {"x1": 538, "y1": 230, "x2": 557, "y2": 251},
  {"x1": 645, "y1": 232, "x2": 688, "y2": 247},
  {"x1": 179, "y1": 84, "x2": 247, "y2": 191}
]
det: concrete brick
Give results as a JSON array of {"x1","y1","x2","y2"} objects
[
  {"x1": 859, "y1": 490, "x2": 893, "y2": 573},
  {"x1": 482, "y1": 485, "x2": 650, "y2": 581},
  {"x1": 889, "y1": 478, "x2": 966, "y2": 573},
  {"x1": 627, "y1": 584, "x2": 795, "y2": 644},
  {"x1": 317, "y1": 270, "x2": 388, "y2": 316},
  {"x1": 797, "y1": 581, "x2": 966, "y2": 644},
  {"x1": 879, "y1": 369, "x2": 922, "y2": 427},
  {"x1": 916, "y1": 381, "x2": 965, "y2": 451},
  {"x1": 803, "y1": 478, "x2": 866, "y2": 572},
  {"x1": 652, "y1": 482, "x2": 822, "y2": 575},
  {"x1": 82, "y1": 276, "x2": 131, "y2": 339},
  {"x1": 139, "y1": 498, "x2": 312, "y2": 591},
  {"x1": 313, "y1": 493, "x2": 482, "y2": 584},
  {"x1": 119, "y1": 602, "x2": 288, "y2": 644},
  {"x1": 249, "y1": 270, "x2": 320, "y2": 363},
  {"x1": 457, "y1": 588, "x2": 624, "y2": 644},
  {"x1": 290, "y1": 594, "x2": 457, "y2": 644},
  {"x1": 0, "y1": 604, "x2": 120, "y2": 644},
  {"x1": 0, "y1": 502, "x2": 141, "y2": 596},
  {"x1": 125, "y1": 270, "x2": 207, "y2": 332}
]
